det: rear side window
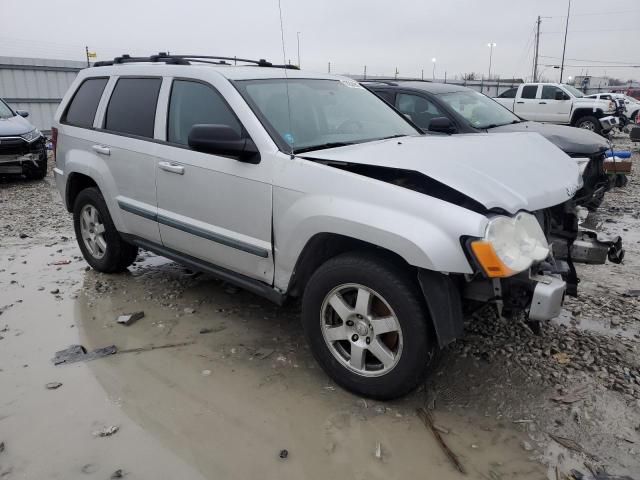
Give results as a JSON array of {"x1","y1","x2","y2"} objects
[
  {"x1": 167, "y1": 80, "x2": 241, "y2": 145},
  {"x1": 105, "y1": 78, "x2": 162, "y2": 138},
  {"x1": 498, "y1": 87, "x2": 517, "y2": 98},
  {"x1": 373, "y1": 90, "x2": 395, "y2": 105},
  {"x1": 521, "y1": 85, "x2": 538, "y2": 99},
  {"x1": 64, "y1": 78, "x2": 108, "y2": 127}
]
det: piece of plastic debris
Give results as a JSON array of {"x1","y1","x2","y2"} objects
[
  {"x1": 199, "y1": 328, "x2": 213, "y2": 334},
  {"x1": 279, "y1": 449, "x2": 288, "y2": 459},
  {"x1": 552, "y1": 352, "x2": 570, "y2": 364},
  {"x1": 45, "y1": 382, "x2": 63, "y2": 390},
  {"x1": 110, "y1": 469, "x2": 124, "y2": 479},
  {"x1": 52, "y1": 260, "x2": 72, "y2": 265},
  {"x1": 93, "y1": 425, "x2": 119, "y2": 437},
  {"x1": 184, "y1": 307, "x2": 196, "y2": 314},
  {"x1": 52, "y1": 344, "x2": 117, "y2": 365},
  {"x1": 375, "y1": 442, "x2": 382, "y2": 459},
  {"x1": 202, "y1": 370, "x2": 211, "y2": 376},
  {"x1": 116, "y1": 311, "x2": 145, "y2": 326}
]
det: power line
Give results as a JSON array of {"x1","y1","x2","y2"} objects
[
  {"x1": 539, "y1": 55, "x2": 638, "y2": 65},
  {"x1": 548, "y1": 9, "x2": 640, "y2": 18},
  {"x1": 541, "y1": 27, "x2": 640, "y2": 34}
]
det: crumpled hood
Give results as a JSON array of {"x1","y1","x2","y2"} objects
[
  {"x1": 0, "y1": 114, "x2": 34, "y2": 136},
  {"x1": 489, "y1": 121, "x2": 608, "y2": 155},
  {"x1": 302, "y1": 132, "x2": 581, "y2": 214}
]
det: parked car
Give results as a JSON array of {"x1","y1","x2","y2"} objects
[
  {"x1": 585, "y1": 93, "x2": 640, "y2": 124},
  {"x1": 54, "y1": 54, "x2": 587, "y2": 399},
  {"x1": 0, "y1": 98, "x2": 47, "y2": 179},
  {"x1": 364, "y1": 80, "x2": 611, "y2": 211},
  {"x1": 494, "y1": 83, "x2": 620, "y2": 135}
]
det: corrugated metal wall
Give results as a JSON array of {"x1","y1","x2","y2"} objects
[{"x1": 0, "y1": 56, "x2": 84, "y2": 133}]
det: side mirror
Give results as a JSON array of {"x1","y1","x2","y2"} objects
[
  {"x1": 16, "y1": 110, "x2": 29, "y2": 118},
  {"x1": 428, "y1": 117, "x2": 457, "y2": 134},
  {"x1": 555, "y1": 91, "x2": 568, "y2": 101},
  {"x1": 188, "y1": 124, "x2": 260, "y2": 164}
]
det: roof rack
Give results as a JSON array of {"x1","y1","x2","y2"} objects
[{"x1": 93, "y1": 53, "x2": 300, "y2": 70}]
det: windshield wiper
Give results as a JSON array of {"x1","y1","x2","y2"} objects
[
  {"x1": 377, "y1": 134, "x2": 407, "y2": 140},
  {"x1": 293, "y1": 142, "x2": 355, "y2": 154}
]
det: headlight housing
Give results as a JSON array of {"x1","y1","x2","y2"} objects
[
  {"x1": 470, "y1": 212, "x2": 549, "y2": 278},
  {"x1": 20, "y1": 128, "x2": 42, "y2": 143}
]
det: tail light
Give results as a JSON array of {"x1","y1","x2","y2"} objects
[{"x1": 51, "y1": 127, "x2": 58, "y2": 163}]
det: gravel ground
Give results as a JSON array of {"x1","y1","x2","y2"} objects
[{"x1": 1, "y1": 134, "x2": 639, "y2": 479}]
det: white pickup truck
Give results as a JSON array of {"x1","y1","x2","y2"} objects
[{"x1": 495, "y1": 83, "x2": 619, "y2": 135}]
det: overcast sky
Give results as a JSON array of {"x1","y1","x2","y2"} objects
[{"x1": 2, "y1": 0, "x2": 638, "y2": 82}]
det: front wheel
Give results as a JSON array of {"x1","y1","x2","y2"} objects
[
  {"x1": 302, "y1": 252, "x2": 435, "y2": 399},
  {"x1": 73, "y1": 187, "x2": 138, "y2": 273},
  {"x1": 574, "y1": 115, "x2": 601, "y2": 134}
]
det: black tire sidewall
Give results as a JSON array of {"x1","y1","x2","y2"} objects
[
  {"x1": 302, "y1": 253, "x2": 434, "y2": 399},
  {"x1": 576, "y1": 116, "x2": 600, "y2": 133},
  {"x1": 73, "y1": 188, "x2": 131, "y2": 272}
]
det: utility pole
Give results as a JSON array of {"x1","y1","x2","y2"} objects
[
  {"x1": 363, "y1": 65, "x2": 367, "y2": 80},
  {"x1": 559, "y1": 0, "x2": 571, "y2": 83},
  {"x1": 328, "y1": 62, "x2": 331, "y2": 73},
  {"x1": 487, "y1": 42, "x2": 496, "y2": 80},
  {"x1": 532, "y1": 16, "x2": 541, "y2": 82},
  {"x1": 85, "y1": 46, "x2": 90, "y2": 67},
  {"x1": 394, "y1": 67, "x2": 399, "y2": 80},
  {"x1": 296, "y1": 32, "x2": 301, "y2": 68}
]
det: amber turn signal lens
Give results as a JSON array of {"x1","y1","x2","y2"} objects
[{"x1": 470, "y1": 240, "x2": 514, "y2": 278}]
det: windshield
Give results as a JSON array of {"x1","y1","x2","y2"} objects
[
  {"x1": 438, "y1": 90, "x2": 520, "y2": 129},
  {"x1": 0, "y1": 99, "x2": 14, "y2": 119},
  {"x1": 562, "y1": 85, "x2": 584, "y2": 98},
  {"x1": 235, "y1": 78, "x2": 419, "y2": 153}
]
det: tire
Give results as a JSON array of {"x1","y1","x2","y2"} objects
[
  {"x1": 302, "y1": 251, "x2": 435, "y2": 400},
  {"x1": 73, "y1": 187, "x2": 138, "y2": 273},
  {"x1": 574, "y1": 115, "x2": 601, "y2": 134}
]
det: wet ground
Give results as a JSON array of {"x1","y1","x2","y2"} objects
[{"x1": 1, "y1": 134, "x2": 639, "y2": 479}]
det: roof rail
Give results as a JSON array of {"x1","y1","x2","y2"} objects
[
  {"x1": 93, "y1": 53, "x2": 300, "y2": 70},
  {"x1": 359, "y1": 80, "x2": 399, "y2": 86}
]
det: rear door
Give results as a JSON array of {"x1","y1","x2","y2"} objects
[
  {"x1": 96, "y1": 77, "x2": 163, "y2": 243},
  {"x1": 513, "y1": 84, "x2": 540, "y2": 120},
  {"x1": 538, "y1": 85, "x2": 572, "y2": 123},
  {"x1": 154, "y1": 78, "x2": 273, "y2": 283}
]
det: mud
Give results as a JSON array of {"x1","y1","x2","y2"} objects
[{"x1": 1, "y1": 134, "x2": 639, "y2": 479}]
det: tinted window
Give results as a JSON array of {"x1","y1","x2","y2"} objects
[
  {"x1": 541, "y1": 86, "x2": 564, "y2": 100},
  {"x1": 64, "y1": 78, "x2": 108, "y2": 127},
  {"x1": 498, "y1": 87, "x2": 517, "y2": 98},
  {"x1": 105, "y1": 78, "x2": 162, "y2": 138},
  {"x1": 521, "y1": 85, "x2": 538, "y2": 99},
  {"x1": 395, "y1": 93, "x2": 445, "y2": 129},
  {"x1": 168, "y1": 80, "x2": 241, "y2": 145},
  {"x1": 373, "y1": 90, "x2": 395, "y2": 105}
]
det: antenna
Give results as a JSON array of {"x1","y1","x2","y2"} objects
[{"x1": 277, "y1": 0, "x2": 294, "y2": 157}]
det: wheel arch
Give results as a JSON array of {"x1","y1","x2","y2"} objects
[
  {"x1": 65, "y1": 172, "x2": 99, "y2": 212},
  {"x1": 571, "y1": 108, "x2": 604, "y2": 125}
]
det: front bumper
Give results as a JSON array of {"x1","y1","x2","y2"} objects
[
  {"x1": 529, "y1": 275, "x2": 566, "y2": 321},
  {"x1": 0, "y1": 136, "x2": 46, "y2": 174},
  {"x1": 599, "y1": 115, "x2": 619, "y2": 131},
  {"x1": 0, "y1": 152, "x2": 40, "y2": 174}
]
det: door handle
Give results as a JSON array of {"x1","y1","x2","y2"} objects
[
  {"x1": 92, "y1": 145, "x2": 111, "y2": 155},
  {"x1": 516, "y1": 101, "x2": 525, "y2": 104},
  {"x1": 539, "y1": 101, "x2": 547, "y2": 104},
  {"x1": 158, "y1": 161, "x2": 185, "y2": 175}
]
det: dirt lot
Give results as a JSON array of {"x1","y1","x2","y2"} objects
[{"x1": 1, "y1": 134, "x2": 639, "y2": 479}]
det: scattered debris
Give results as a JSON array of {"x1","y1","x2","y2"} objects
[
  {"x1": 252, "y1": 348, "x2": 275, "y2": 360},
  {"x1": 50, "y1": 288, "x2": 60, "y2": 294},
  {"x1": 45, "y1": 382, "x2": 63, "y2": 390},
  {"x1": 433, "y1": 424, "x2": 450, "y2": 435},
  {"x1": 202, "y1": 369, "x2": 211, "y2": 376},
  {"x1": 52, "y1": 259, "x2": 71, "y2": 265},
  {"x1": 183, "y1": 307, "x2": 196, "y2": 314},
  {"x1": 118, "y1": 341, "x2": 194, "y2": 355},
  {"x1": 551, "y1": 385, "x2": 589, "y2": 404},
  {"x1": 279, "y1": 449, "x2": 288, "y2": 459},
  {"x1": 553, "y1": 352, "x2": 571, "y2": 365},
  {"x1": 417, "y1": 408, "x2": 466, "y2": 474},
  {"x1": 110, "y1": 469, "x2": 124, "y2": 479},
  {"x1": 375, "y1": 441, "x2": 382, "y2": 460},
  {"x1": 18, "y1": 233, "x2": 29, "y2": 239},
  {"x1": 116, "y1": 311, "x2": 145, "y2": 326},
  {"x1": 522, "y1": 440, "x2": 533, "y2": 451},
  {"x1": 622, "y1": 290, "x2": 640, "y2": 298},
  {"x1": 549, "y1": 433, "x2": 599, "y2": 460},
  {"x1": 52, "y1": 344, "x2": 117, "y2": 365},
  {"x1": 93, "y1": 425, "x2": 119, "y2": 437},
  {"x1": 0, "y1": 441, "x2": 4, "y2": 453},
  {"x1": 199, "y1": 328, "x2": 213, "y2": 334}
]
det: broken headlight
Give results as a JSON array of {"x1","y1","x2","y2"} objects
[
  {"x1": 20, "y1": 128, "x2": 42, "y2": 143},
  {"x1": 470, "y1": 212, "x2": 549, "y2": 278}
]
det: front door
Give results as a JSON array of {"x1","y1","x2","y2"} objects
[
  {"x1": 155, "y1": 79, "x2": 273, "y2": 283},
  {"x1": 538, "y1": 85, "x2": 572, "y2": 123}
]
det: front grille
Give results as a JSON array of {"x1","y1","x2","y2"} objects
[{"x1": 0, "y1": 136, "x2": 45, "y2": 157}]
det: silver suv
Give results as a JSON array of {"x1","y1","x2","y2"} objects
[{"x1": 53, "y1": 54, "x2": 580, "y2": 399}]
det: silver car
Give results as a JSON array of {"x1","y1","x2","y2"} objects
[{"x1": 53, "y1": 54, "x2": 580, "y2": 399}]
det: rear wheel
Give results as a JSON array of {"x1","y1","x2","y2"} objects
[
  {"x1": 73, "y1": 187, "x2": 138, "y2": 272},
  {"x1": 302, "y1": 252, "x2": 435, "y2": 399},
  {"x1": 575, "y1": 116, "x2": 601, "y2": 134}
]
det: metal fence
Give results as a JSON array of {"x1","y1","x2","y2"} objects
[{"x1": 0, "y1": 56, "x2": 85, "y2": 133}]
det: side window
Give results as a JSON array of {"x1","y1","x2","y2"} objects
[
  {"x1": 601, "y1": 94, "x2": 612, "y2": 100},
  {"x1": 63, "y1": 78, "x2": 108, "y2": 128},
  {"x1": 167, "y1": 80, "x2": 242, "y2": 146},
  {"x1": 498, "y1": 87, "x2": 517, "y2": 99},
  {"x1": 521, "y1": 85, "x2": 538, "y2": 99},
  {"x1": 541, "y1": 86, "x2": 563, "y2": 100},
  {"x1": 373, "y1": 90, "x2": 395, "y2": 105},
  {"x1": 395, "y1": 93, "x2": 444, "y2": 129},
  {"x1": 105, "y1": 78, "x2": 162, "y2": 138}
]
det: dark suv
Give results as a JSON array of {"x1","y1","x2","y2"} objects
[
  {"x1": 0, "y1": 98, "x2": 47, "y2": 179},
  {"x1": 363, "y1": 81, "x2": 611, "y2": 211}
]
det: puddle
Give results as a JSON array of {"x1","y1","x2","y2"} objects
[{"x1": 553, "y1": 309, "x2": 639, "y2": 340}]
